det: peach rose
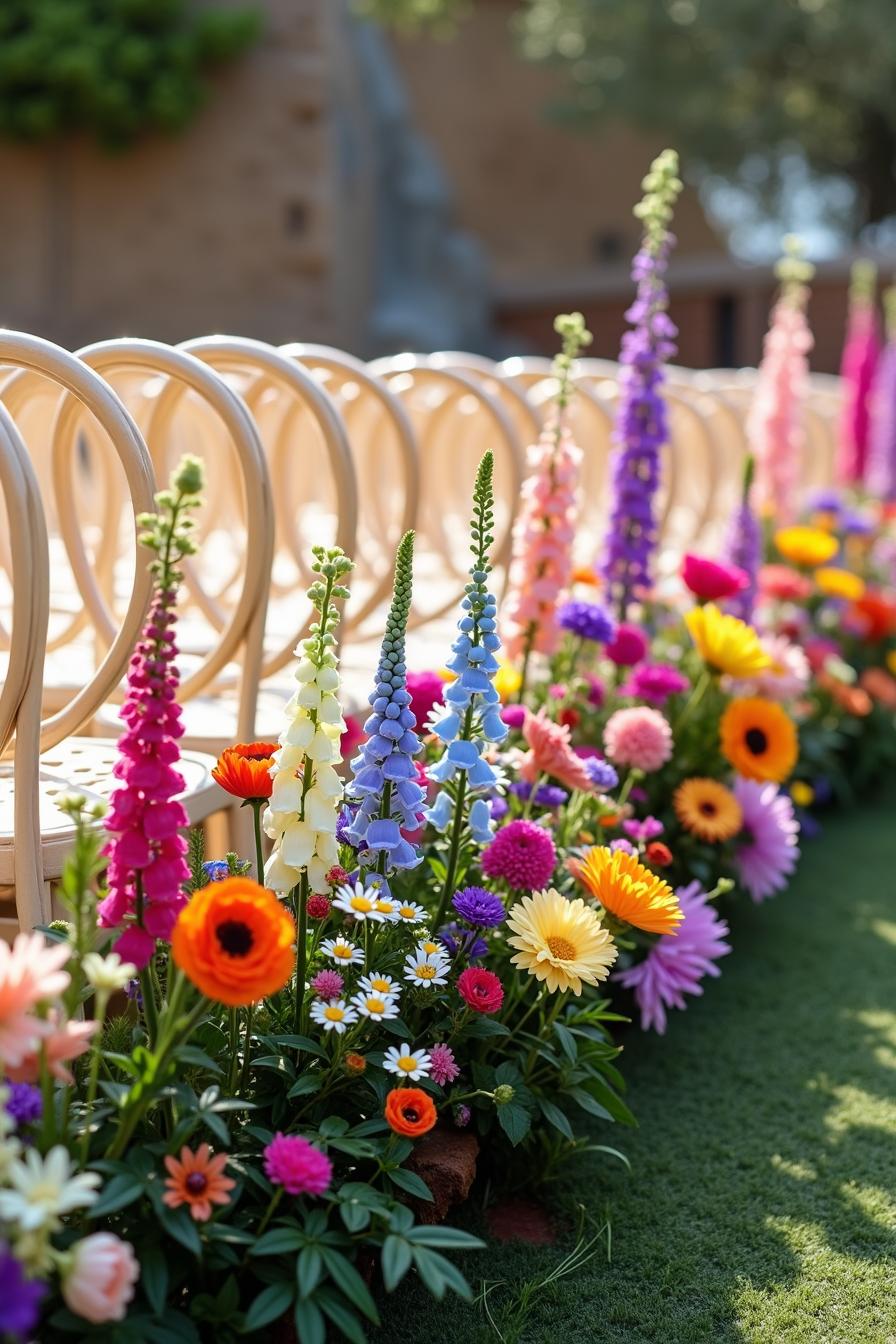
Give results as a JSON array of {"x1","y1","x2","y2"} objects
[{"x1": 63, "y1": 1233, "x2": 139, "y2": 1324}]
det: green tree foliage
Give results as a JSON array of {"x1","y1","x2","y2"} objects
[
  {"x1": 360, "y1": 0, "x2": 896, "y2": 232},
  {"x1": 0, "y1": 0, "x2": 261, "y2": 147}
]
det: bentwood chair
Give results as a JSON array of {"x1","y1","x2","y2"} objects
[{"x1": 0, "y1": 332, "x2": 220, "y2": 930}]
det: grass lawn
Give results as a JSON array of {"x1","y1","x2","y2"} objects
[{"x1": 375, "y1": 790, "x2": 896, "y2": 1343}]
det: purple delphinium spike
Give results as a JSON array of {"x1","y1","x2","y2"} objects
[{"x1": 722, "y1": 455, "x2": 762, "y2": 624}]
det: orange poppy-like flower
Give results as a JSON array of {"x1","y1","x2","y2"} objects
[
  {"x1": 850, "y1": 592, "x2": 896, "y2": 643},
  {"x1": 163, "y1": 1144, "x2": 235, "y2": 1222},
  {"x1": 211, "y1": 742, "x2": 278, "y2": 801},
  {"x1": 719, "y1": 697, "x2": 798, "y2": 783},
  {"x1": 171, "y1": 877, "x2": 295, "y2": 1006},
  {"x1": 571, "y1": 846, "x2": 683, "y2": 935},
  {"x1": 385, "y1": 1087, "x2": 437, "y2": 1139}
]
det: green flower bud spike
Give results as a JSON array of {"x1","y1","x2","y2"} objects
[{"x1": 633, "y1": 148, "x2": 683, "y2": 257}]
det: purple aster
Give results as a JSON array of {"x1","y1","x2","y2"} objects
[
  {"x1": 438, "y1": 922, "x2": 489, "y2": 961},
  {"x1": 510, "y1": 780, "x2": 569, "y2": 809},
  {"x1": 429, "y1": 1043, "x2": 461, "y2": 1087},
  {"x1": 4, "y1": 1084, "x2": 41, "y2": 1130},
  {"x1": 481, "y1": 819, "x2": 557, "y2": 891},
  {"x1": 557, "y1": 600, "x2": 615, "y2": 644},
  {"x1": 620, "y1": 662, "x2": 689, "y2": 706},
  {"x1": 310, "y1": 969, "x2": 345, "y2": 999},
  {"x1": 732, "y1": 778, "x2": 800, "y2": 902},
  {"x1": 335, "y1": 807, "x2": 359, "y2": 848},
  {"x1": 583, "y1": 757, "x2": 619, "y2": 792},
  {"x1": 490, "y1": 794, "x2": 509, "y2": 822},
  {"x1": 614, "y1": 881, "x2": 731, "y2": 1033},
  {"x1": 202, "y1": 860, "x2": 230, "y2": 883},
  {"x1": 452, "y1": 885, "x2": 506, "y2": 928},
  {"x1": 0, "y1": 1244, "x2": 45, "y2": 1338},
  {"x1": 622, "y1": 816, "x2": 663, "y2": 842},
  {"x1": 610, "y1": 838, "x2": 636, "y2": 855}
]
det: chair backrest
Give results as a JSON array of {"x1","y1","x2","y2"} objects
[
  {"x1": 180, "y1": 336, "x2": 358, "y2": 680},
  {"x1": 429, "y1": 351, "x2": 542, "y2": 446},
  {"x1": 73, "y1": 339, "x2": 275, "y2": 740}
]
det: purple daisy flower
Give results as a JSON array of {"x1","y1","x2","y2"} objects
[
  {"x1": 557, "y1": 600, "x2": 615, "y2": 644},
  {"x1": 614, "y1": 881, "x2": 731, "y2": 1033},
  {"x1": 583, "y1": 757, "x2": 619, "y2": 792},
  {"x1": 452, "y1": 886, "x2": 506, "y2": 928},
  {"x1": 732, "y1": 778, "x2": 800, "y2": 902}
]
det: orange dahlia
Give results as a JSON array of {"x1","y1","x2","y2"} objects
[
  {"x1": 171, "y1": 877, "x2": 295, "y2": 1006},
  {"x1": 211, "y1": 742, "x2": 278, "y2": 801},
  {"x1": 719, "y1": 697, "x2": 798, "y2": 783},
  {"x1": 385, "y1": 1087, "x2": 437, "y2": 1138},
  {"x1": 674, "y1": 778, "x2": 743, "y2": 843},
  {"x1": 571, "y1": 846, "x2": 683, "y2": 935}
]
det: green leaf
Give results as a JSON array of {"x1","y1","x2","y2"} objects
[
  {"x1": 287, "y1": 1074, "x2": 323, "y2": 1100},
  {"x1": 243, "y1": 1281, "x2": 294, "y2": 1331},
  {"x1": 406, "y1": 1226, "x2": 485, "y2": 1250},
  {"x1": 381, "y1": 1235, "x2": 413, "y2": 1291},
  {"x1": 414, "y1": 1247, "x2": 474, "y2": 1300},
  {"x1": 140, "y1": 1244, "x2": 169, "y2": 1316},
  {"x1": 251, "y1": 1227, "x2": 306, "y2": 1256},
  {"x1": 178, "y1": 1045, "x2": 223, "y2": 1074},
  {"x1": 569, "y1": 1085, "x2": 612, "y2": 1121},
  {"x1": 89, "y1": 1172, "x2": 144, "y2": 1217},
  {"x1": 297, "y1": 1246, "x2": 323, "y2": 1299},
  {"x1": 554, "y1": 1022, "x2": 578, "y2": 1064},
  {"x1": 293, "y1": 1296, "x2": 326, "y2": 1344},
  {"x1": 387, "y1": 1166, "x2": 433, "y2": 1200},
  {"x1": 539, "y1": 1097, "x2": 575, "y2": 1140},
  {"x1": 317, "y1": 1287, "x2": 368, "y2": 1344},
  {"x1": 162, "y1": 1206, "x2": 203, "y2": 1257},
  {"x1": 340, "y1": 1200, "x2": 370, "y2": 1234},
  {"x1": 319, "y1": 1248, "x2": 380, "y2": 1324},
  {"x1": 496, "y1": 1102, "x2": 531, "y2": 1146}
]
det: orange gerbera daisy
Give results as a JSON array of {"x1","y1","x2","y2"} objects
[
  {"x1": 163, "y1": 1144, "x2": 235, "y2": 1222},
  {"x1": 171, "y1": 877, "x2": 295, "y2": 1006},
  {"x1": 719, "y1": 697, "x2": 798, "y2": 783},
  {"x1": 571, "y1": 846, "x2": 683, "y2": 935},
  {"x1": 674, "y1": 778, "x2": 743, "y2": 843},
  {"x1": 385, "y1": 1087, "x2": 437, "y2": 1138},
  {"x1": 211, "y1": 742, "x2": 278, "y2": 801}
]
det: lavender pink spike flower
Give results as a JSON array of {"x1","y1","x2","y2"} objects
[
  {"x1": 614, "y1": 881, "x2": 731, "y2": 1034},
  {"x1": 838, "y1": 259, "x2": 880, "y2": 486},
  {"x1": 602, "y1": 150, "x2": 682, "y2": 619},
  {"x1": 865, "y1": 285, "x2": 896, "y2": 500},
  {"x1": 722, "y1": 455, "x2": 761, "y2": 624}
]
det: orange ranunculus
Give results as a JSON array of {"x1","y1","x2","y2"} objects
[
  {"x1": 211, "y1": 742, "x2": 278, "y2": 801},
  {"x1": 851, "y1": 592, "x2": 896, "y2": 643},
  {"x1": 171, "y1": 877, "x2": 295, "y2": 1007},
  {"x1": 384, "y1": 1087, "x2": 437, "y2": 1139}
]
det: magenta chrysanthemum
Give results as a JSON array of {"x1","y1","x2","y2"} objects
[
  {"x1": 732, "y1": 777, "x2": 800, "y2": 902},
  {"x1": 429, "y1": 1042, "x2": 460, "y2": 1086},
  {"x1": 619, "y1": 662, "x2": 689, "y2": 706},
  {"x1": 481, "y1": 819, "x2": 557, "y2": 891},
  {"x1": 614, "y1": 881, "x2": 731, "y2": 1034},
  {"x1": 603, "y1": 707, "x2": 673, "y2": 773},
  {"x1": 309, "y1": 970, "x2": 344, "y2": 1000},
  {"x1": 263, "y1": 1133, "x2": 332, "y2": 1196}
]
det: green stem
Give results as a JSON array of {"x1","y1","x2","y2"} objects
[
  {"x1": 675, "y1": 666, "x2": 713, "y2": 732},
  {"x1": 294, "y1": 876, "x2": 309, "y2": 1040},
  {"x1": 239, "y1": 1004, "x2": 255, "y2": 1093},
  {"x1": 227, "y1": 1008, "x2": 240, "y2": 1093},
  {"x1": 433, "y1": 706, "x2": 475, "y2": 929},
  {"x1": 79, "y1": 992, "x2": 109, "y2": 1163},
  {"x1": 251, "y1": 800, "x2": 265, "y2": 886}
]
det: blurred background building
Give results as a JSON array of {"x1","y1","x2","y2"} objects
[{"x1": 0, "y1": 0, "x2": 885, "y2": 367}]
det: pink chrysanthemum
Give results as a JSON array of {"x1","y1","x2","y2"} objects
[
  {"x1": 619, "y1": 662, "x2": 689, "y2": 706},
  {"x1": 309, "y1": 969, "x2": 344, "y2": 1000},
  {"x1": 732, "y1": 778, "x2": 800, "y2": 902},
  {"x1": 603, "y1": 707, "x2": 673, "y2": 773},
  {"x1": 614, "y1": 881, "x2": 731, "y2": 1033},
  {"x1": 406, "y1": 670, "x2": 446, "y2": 727},
  {"x1": 605, "y1": 623, "x2": 649, "y2": 667},
  {"x1": 0, "y1": 934, "x2": 71, "y2": 1069},
  {"x1": 519, "y1": 709, "x2": 594, "y2": 793},
  {"x1": 429, "y1": 1043, "x2": 460, "y2": 1087},
  {"x1": 263, "y1": 1133, "x2": 332, "y2": 1196},
  {"x1": 481, "y1": 819, "x2": 557, "y2": 891}
]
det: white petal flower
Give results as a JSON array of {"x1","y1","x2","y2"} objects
[
  {"x1": 351, "y1": 991, "x2": 400, "y2": 1022},
  {"x1": 82, "y1": 952, "x2": 137, "y2": 993},
  {"x1": 309, "y1": 999, "x2": 359, "y2": 1034},
  {"x1": 383, "y1": 1044, "x2": 432, "y2": 1081},
  {"x1": 280, "y1": 821, "x2": 318, "y2": 869},
  {"x1": 394, "y1": 901, "x2": 427, "y2": 925},
  {"x1": 359, "y1": 972, "x2": 401, "y2": 998},
  {"x1": 0, "y1": 1146, "x2": 100, "y2": 1231},
  {"x1": 281, "y1": 717, "x2": 315, "y2": 749},
  {"x1": 320, "y1": 937, "x2": 364, "y2": 966},
  {"x1": 403, "y1": 951, "x2": 450, "y2": 987},
  {"x1": 332, "y1": 883, "x2": 389, "y2": 923},
  {"x1": 305, "y1": 788, "x2": 340, "y2": 832}
]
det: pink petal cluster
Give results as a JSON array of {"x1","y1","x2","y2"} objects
[
  {"x1": 406, "y1": 669, "x2": 446, "y2": 727},
  {"x1": 603, "y1": 706, "x2": 673, "y2": 773},
  {"x1": 429, "y1": 1042, "x2": 460, "y2": 1086},
  {"x1": 732, "y1": 778, "x2": 800, "y2": 902},
  {"x1": 63, "y1": 1234, "x2": 139, "y2": 1325},
  {"x1": 481, "y1": 819, "x2": 557, "y2": 891},
  {"x1": 614, "y1": 881, "x2": 731, "y2": 1033},
  {"x1": 310, "y1": 969, "x2": 344, "y2": 1000},
  {"x1": 733, "y1": 635, "x2": 809, "y2": 702},
  {"x1": 502, "y1": 418, "x2": 582, "y2": 659},
  {"x1": 0, "y1": 934, "x2": 71, "y2": 1069},
  {"x1": 97, "y1": 588, "x2": 190, "y2": 968},
  {"x1": 839, "y1": 299, "x2": 880, "y2": 484},
  {"x1": 605, "y1": 623, "x2": 648, "y2": 667},
  {"x1": 749, "y1": 295, "x2": 813, "y2": 524},
  {"x1": 519, "y1": 709, "x2": 594, "y2": 793},
  {"x1": 263, "y1": 1132, "x2": 333, "y2": 1196},
  {"x1": 681, "y1": 553, "x2": 748, "y2": 602},
  {"x1": 759, "y1": 564, "x2": 812, "y2": 603},
  {"x1": 6, "y1": 1010, "x2": 97, "y2": 1085},
  {"x1": 619, "y1": 662, "x2": 689, "y2": 706}
]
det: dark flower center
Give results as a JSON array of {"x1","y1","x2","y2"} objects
[
  {"x1": 185, "y1": 1172, "x2": 208, "y2": 1195},
  {"x1": 403, "y1": 1107, "x2": 420, "y2": 1123},
  {"x1": 699, "y1": 801, "x2": 717, "y2": 816},
  {"x1": 745, "y1": 728, "x2": 768, "y2": 755},
  {"x1": 216, "y1": 920, "x2": 254, "y2": 957}
]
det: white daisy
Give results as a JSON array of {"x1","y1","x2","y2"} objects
[
  {"x1": 394, "y1": 901, "x2": 427, "y2": 925},
  {"x1": 383, "y1": 1043, "x2": 432, "y2": 1082},
  {"x1": 415, "y1": 938, "x2": 444, "y2": 959},
  {"x1": 359, "y1": 972, "x2": 402, "y2": 999},
  {"x1": 82, "y1": 951, "x2": 137, "y2": 993},
  {"x1": 319, "y1": 936, "x2": 364, "y2": 966},
  {"x1": 351, "y1": 991, "x2": 401, "y2": 1022},
  {"x1": 403, "y1": 950, "x2": 450, "y2": 987},
  {"x1": 369, "y1": 894, "x2": 401, "y2": 923},
  {"x1": 309, "y1": 999, "x2": 359, "y2": 1034},
  {"x1": 332, "y1": 882, "x2": 388, "y2": 924},
  {"x1": 0, "y1": 1146, "x2": 100, "y2": 1231}
]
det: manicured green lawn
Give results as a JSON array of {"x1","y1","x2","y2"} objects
[{"x1": 376, "y1": 791, "x2": 896, "y2": 1342}]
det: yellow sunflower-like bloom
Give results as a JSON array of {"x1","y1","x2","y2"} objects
[
  {"x1": 571, "y1": 846, "x2": 683, "y2": 936},
  {"x1": 673, "y1": 777, "x2": 743, "y2": 843},
  {"x1": 719, "y1": 696, "x2": 798, "y2": 783},
  {"x1": 814, "y1": 567, "x2": 865, "y2": 602},
  {"x1": 493, "y1": 661, "x2": 523, "y2": 703},
  {"x1": 774, "y1": 525, "x2": 839, "y2": 569},
  {"x1": 506, "y1": 887, "x2": 617, "y2": 995},
  {"x1": 684, "y1": 604, "x2": 771, "y2": 678}
]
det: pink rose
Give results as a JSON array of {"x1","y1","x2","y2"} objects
[
  {"x1": 457, "y1": 967, "x2": 504, "y2": 1014},
  {"x1": 63, "y1": 1234, "x2": 139, "y2": 1324},
  {"x1": 681, "y1": 553, "x2": 748, "y2": 602}
]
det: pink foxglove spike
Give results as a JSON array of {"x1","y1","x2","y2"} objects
[
  {"x1": 838, "y1": 259, "x2": 880, "y2": 485},
  {"x1": 865, "y1": 285, "x2": 896, "y2": 501}
]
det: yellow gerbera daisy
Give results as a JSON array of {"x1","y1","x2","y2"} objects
[
  {"x1": 774, "y1": 526, "x2": 838, "y2": 569},
  {"x1": 493, "y1": 661, "x2": 522, "y2": 702},
  {"x1": 719, "y1": 697, "x2": 798, "y2": 783},
  {"x1": 506, "y1": 888, "x2": 617, "y2": 995},
  {"x1": 814, "y1": 567, "x2": 865, "y2": 602},
  {"x1": 673, "y1": 778, "x2": 743, "y2": 842},
  {"x1": 684, "y1": 604, "x2": 770, "y2": 678},
  {"x1": 571, "y1": 847, "x2": 683, "y2": 936}
]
